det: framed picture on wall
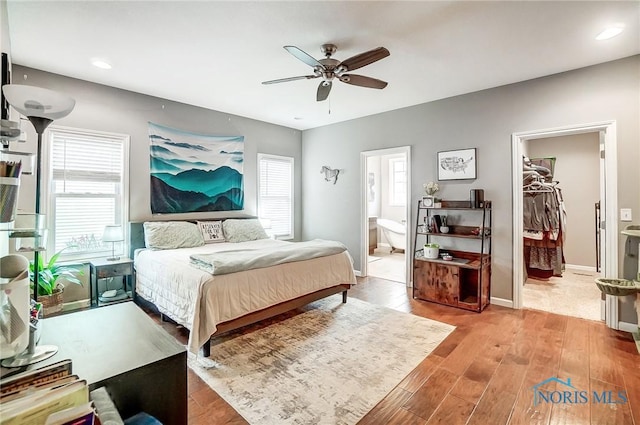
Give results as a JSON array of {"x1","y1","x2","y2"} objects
[{"x1": 437, "y1": 148, "x2": 477, "y2": 180}]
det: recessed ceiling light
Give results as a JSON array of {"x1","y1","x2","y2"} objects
[
  {"x1": 91, "y1": 59, "x2": 112, "y2": 69},
  {"x1": 596, "y1": 25, "x2": 624, "y2": 41}
]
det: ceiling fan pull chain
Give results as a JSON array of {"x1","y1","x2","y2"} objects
[{"x1": 328, "y1": 96, "x2": 331, "y2": 115}]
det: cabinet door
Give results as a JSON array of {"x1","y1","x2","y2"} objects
[{"x1": 414, "y1": 260, "x2": 459, "y2": 306}]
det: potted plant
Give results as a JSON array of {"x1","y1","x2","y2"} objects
[{"x1": 29, "y1": 248, "x2": 84, "y2": 315}]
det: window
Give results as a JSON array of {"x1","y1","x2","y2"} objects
[
  {"x1": 45, "y1": 126, "x2": 129, "y2": 261},
  {"x1": 389, "y1": 157, "x2": 406, "y2": 206},
  {"x1": 257, "y1": 153, "x2": 293, "y2": 240}
]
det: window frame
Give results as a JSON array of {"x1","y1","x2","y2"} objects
[
  {"x1": 388, "y1": 157, "x2": 407, "y2": 207},
  {"x1": 257, "y1": 153, "x2": 294, "y2": 240},
  {"x1": 42, "y1": 125, "x2": 130, "y2": 262}
]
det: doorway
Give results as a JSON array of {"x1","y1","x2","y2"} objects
[
  {"x1": 360, "y1": 146, "x2": 411, "y2": 286},
  {"x1": 512, "y1": 121, "x2": 618, "y2": 328},
  {"x1": 521, "y1": 133, "x2": 602, "y2": 320}
]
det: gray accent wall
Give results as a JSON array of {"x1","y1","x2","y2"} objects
[
  {"x1": 302, "y1": 56, "x2": 640, "y2": 317},
  {"x1": 12, "y1": 66, "x2": 303, "y2": 237}
]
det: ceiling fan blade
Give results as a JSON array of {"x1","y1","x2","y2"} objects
[
  {"x1": 338, "y1": 47, "x2": 390, "y2": 72},
  {"x1": 262, "y1": 75, "x2": 319, "y2": 85},
  {"x1": 340, "y1": 74, "x2": 388, "y2": 89},
  {"x1": 284, "y1": 46, "x2": 324, "y2": 68},
  {"x1": 317, "y1": 81, "x2": 332, "y2": 101}
]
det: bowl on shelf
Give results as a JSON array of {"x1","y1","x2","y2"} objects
[{"x1": 594, "y1": 278, "x2": 639, "y2": 297}]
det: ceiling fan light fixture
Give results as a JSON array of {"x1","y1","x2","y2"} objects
[
  {"x1": 264, "y1": 43, "x2": 389, "y2": 102},
  {"x1": 595, "y1": 24, "x2": 624, "y2": 40}
]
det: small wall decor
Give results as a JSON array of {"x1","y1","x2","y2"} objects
[
  {"x1": 437, "y1": 148, "x2": 477, "y2": 181},
  {"x1": 149, "y1": 122, "x2": 244, "y2": 213},
  {"x1": 321, "y1": 165, "x2": 340, "y2": 184}
]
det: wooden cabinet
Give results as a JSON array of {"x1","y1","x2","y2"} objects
[
  {"x1": 369, "y1": 216, "x2": 378, "y2": 254},
  {"x1": 412, "y1": 200, "x2": 492, "y2": 312}
]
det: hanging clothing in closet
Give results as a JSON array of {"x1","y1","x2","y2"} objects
[{"x1": 522, "y1": 157, "x2": 567, "y2": 280}]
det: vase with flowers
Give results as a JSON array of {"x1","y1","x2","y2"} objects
[{"x1": 422, "y1": 181, "x2": 440, "y2": 208}]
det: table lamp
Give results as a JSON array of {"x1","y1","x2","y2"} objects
[{"x1": 103, "y1": 225, "x2": 123, "y2": 261}]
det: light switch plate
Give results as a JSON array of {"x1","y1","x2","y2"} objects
[{"x1": 620, "y1": 208, "x2": 632, "y2": 221}]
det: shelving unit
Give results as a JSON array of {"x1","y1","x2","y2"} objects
[{"x1": 413, "y1": 199, "x2": 492, "y2": 312}]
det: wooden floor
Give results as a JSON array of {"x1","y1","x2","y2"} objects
[{"x1": 149, "y1": 276, "x2": 640, "y2": 425}]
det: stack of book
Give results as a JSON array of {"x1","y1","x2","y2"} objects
[{"x1": 0, "y1": 359, "x2": 95, "y2": 424}]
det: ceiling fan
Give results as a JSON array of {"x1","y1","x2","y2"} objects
[{"x1": 262, "y1": 44, "x2": 390, "y2": 101}]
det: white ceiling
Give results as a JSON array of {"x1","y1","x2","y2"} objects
[{"x1": 6, "y1": 1, "x2": 640, "y2": 130}]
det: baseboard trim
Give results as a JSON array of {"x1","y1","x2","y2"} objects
[
  {"x1": 618, "y1": 321, "x2": 639, "y2": 333},
  {"x1": 354, "y1": 270, "x2": 362, "y2": 277},
  {"x1": 491, "y1": 297, "x2": 514, "y2": 308},
  {"x1": 566, "y1": 264, "x2": 597, "y2": 272}
]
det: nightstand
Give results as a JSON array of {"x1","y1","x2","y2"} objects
[{"x1": 89, "y1": 257, "x2": 134, "y2": 307}]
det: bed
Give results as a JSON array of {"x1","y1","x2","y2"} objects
[{"x1": 129, "y1": 218, "x2": 356, "y2": 356}]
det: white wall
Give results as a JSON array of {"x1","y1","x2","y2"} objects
[
  {"x1": 301, "y1": 56, "x2": 640, "y2": 322},
  {"x1": 380, "y1": 153, "x2": 406, "y2": 225},
  {"x1": 527, "y1": 133, "x2": 600, "y2": 268}
]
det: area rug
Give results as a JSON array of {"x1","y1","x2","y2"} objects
[{"x1": 188, "y1": 295, "x2": 455, "y2": 425}]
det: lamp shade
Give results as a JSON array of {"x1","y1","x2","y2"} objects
[
  {"x1": 102, "y1": 225, "x2": 123, "y2": 242},
  {"x1": 2, "y1": 85, "x2": 75, "y2": 120}
]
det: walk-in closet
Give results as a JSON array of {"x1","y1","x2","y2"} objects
[{"x1": 522, "y1": 133, "x2": 602, "y2": 320}]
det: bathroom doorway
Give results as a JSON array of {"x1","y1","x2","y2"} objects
[{"x1": 360, "y1": 147, "x2": 411, "y2": 285}]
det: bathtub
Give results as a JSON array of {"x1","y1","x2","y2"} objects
[{"x1": 376, "y1": 218, "x2": 406, "y2": 252}]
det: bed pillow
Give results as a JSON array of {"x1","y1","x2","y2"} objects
[
  {"x1": 143, "y1": 221, "x2": 204, "y2": 249},
  {"x1": 197, "y1": 220, "x2": 225, "y2": 244},
  {"x1": 223, "y1": 219, "x2": 269, "y2": 243}
]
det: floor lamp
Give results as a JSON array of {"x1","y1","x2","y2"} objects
[{"x1": 1, "y1": 84, "x2": 75, "y2": 367}]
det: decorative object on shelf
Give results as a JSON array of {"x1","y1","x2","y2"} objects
[
  {"x1": 29, "y1": 248, "x2": 83, "y2": 316},
  {"x1": 470, "y1": 189, "x2": 484, "y2": 208},
  {"x1": 440, "y1": 216, "x2": 449, "y2": 233},
  {"x1": 0, "y1": 254, "x2": 58, "y2": 367},
  {"x1": 437, "y1": 148, "x2": 477, "y2": 181},
  {"x1": 103, "y1": 225, "x2": 124, "y2": 261},
  {"x1": 422, "y1": 181, "x2": 439, "y2": 207},
  {"x1": 0, "y1": 255, "x2": 30, "y2": 359},
  {"x1": 2, "y1": 84, "x2": 75, "y2": 302},
  {"x1": 321, "y1": 165, "x2": 340, "y2": 184},
  {"x1": 148, "y1": 122, "x2": 244, "y2": 214},
  {"x1": 423, "y1": 243, "x2": 440, "y2": 259},
  {"x1": 0, "y1": 160, "x2": 21, "y2": 223}
]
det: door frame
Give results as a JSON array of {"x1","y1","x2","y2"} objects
[
  {"x1": 511, "y1": 121, "x2": 618, "y2": 328},
  {"x1": 360, "y1": 146, "x2": 412, "y2": 286}
]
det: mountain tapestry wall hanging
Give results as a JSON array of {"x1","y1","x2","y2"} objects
[{"x1": 148, "y1": 122, "x2": 244, "y2": 213}]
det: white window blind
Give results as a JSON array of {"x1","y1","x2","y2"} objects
[
  {"x1": 257, "y1": 153, "x2": 293, "y2": 239},
  {"x1": 389, "y1": 157, "x2": 407, "y2": 206},
  {"x1": 47, "y1": 128, "x2": 129, "y2": 260}
]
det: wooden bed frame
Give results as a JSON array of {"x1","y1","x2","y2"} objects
[{"x1": 128, "y1": 220, "x2": 352, "y2": 357}]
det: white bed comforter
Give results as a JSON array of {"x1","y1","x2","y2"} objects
[
  {"x1": 134, "y1": 239, "x2": 356, "y2": 353},
  {"x1": 189, "y1": 239, "x2": 348, "y2": 275}
]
